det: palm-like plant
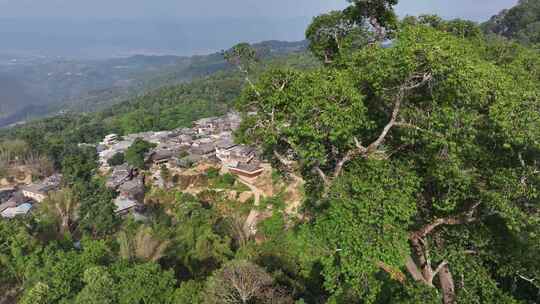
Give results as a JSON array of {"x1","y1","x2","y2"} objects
[
  {"x1": 118, "y1": 226, "x2": 169, "y2": 262},
  {"x1": 40, "y1": 189, "x2": 79, "y2": 235}
]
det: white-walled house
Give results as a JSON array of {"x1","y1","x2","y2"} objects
[{"x1": 1, "y1": 203, "x2": 33, "y2": 218}]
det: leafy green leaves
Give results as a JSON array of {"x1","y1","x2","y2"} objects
[
  {"x1": 483, "y1": 0, "x2": 540, "y2": 45},
  {"x1": 306, "y1": 10, "x2": 369, "y2": 63},
  {"x1": 238, "y1": 20, "x2": 540, "y2": 302},
  {"x1": 305, "y1": 159, "x2": 418, "y2": 300},
  {"x1": 125, "y1": 138, "x2": 156, "y2": 169}
]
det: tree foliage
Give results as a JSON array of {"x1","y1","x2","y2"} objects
[
  {"x1": 305, "y1": 160, "x2": 419, "y2": 300},
  {"x1": 39, "y1": 188, "x2": 80, "y2": 236},
  {"x1": 347, "y1": 0, "x2": 399, "y2": 39},
  {"x1": 76, "y1": 179, "x2": 118, "y2": 237},
  {"x1": 125, "y1": 138, "x2": 156, "y2": 169},
  {"x1": 306, "y1": 9, "x2": 369, "y2": 63},
  {"x1": 305, "y1": 0, "x2": 399, "y2": 64},
  {"x1": 402, "y1": 14, "x2": 483, "y2": 39},
  {"x1": 483, "y1": 0, "x2": 540, "y2": 45},
  {"x1": 107, "y1": 152, "x2": 125, "y2": 167},
  {"x1": 237, "y1": 20, "x2": 540, "y2": 303}
]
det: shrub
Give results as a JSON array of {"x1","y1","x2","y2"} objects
[
  {"x1": 107, "y1": 152, "x2": 125, "y2": 166},
  {"x1": 125, "y1": 138, "x2": 156, "y2": 169},
  {"x1": 178, "y1": 150, "x2": 189, "y2": 158},
  {"x1": 206, "y1": 167, "x2": 220, "y2": 179},
  {"x1": 215, "y1": 173, "x2": 236, "y2": 188}
]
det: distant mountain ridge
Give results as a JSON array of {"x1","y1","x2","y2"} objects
[
  {"x1": 0, "y1": 40, "x2": 308, "y2": 128},
  {"x1": 0, "y1": 17, "x2": 312, "y2": 58}
]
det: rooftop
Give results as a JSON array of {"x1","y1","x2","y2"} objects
[
  {"x1": 114, "y1": 196, "x2": 138, "y2": 214},
  {"x1": 190, "y1": 143, "x2": 215, "y2": 155},
  {"x1": 1, "y1": 203, "x2": 33, "y2": 218},
  {"x1": 232, "y1": 162, "x2": 263, "y2": 173}
]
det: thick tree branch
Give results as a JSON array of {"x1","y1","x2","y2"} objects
[
  {"x1": 433, "y1": 260, "x2": 449, "y2": 280},
  {"x1": 313, "y1": 165, "x2": 330, "y2": 187},
  {"x1": 412, "y1": 201, "x2": 481, "y2": 240},
  {"x1": 439, "y1": 264, "x2": 456, "y2": 304},
  {"x1": 394, "y1": 122, "x2": 444, "y2": 138},
  {"x1": 405, "y1": 201, "x2": 480, "y2": 299},
  {"x1": 517, "y1": 273, "x2": 537, "y2": 284},
  {"x1": 422, "y1": 237, "x2": 432, "y2": 277},
  {"x1": 269, "y1": 73, "x2": 434, "y2": 198},
  {"x1": 235, "y1": 65, "x2": 261, "y2": 98},
  {"x1": 332, "y1": 138, "x2": 368, "y2": 179},
  {"x1": 273, "y1": 150, "x2": 294, "y2": 170},
  {"x1": 322, "y1": 73, "x2": 432, "y2": 192},
  {"x1": 245, "y1": 76, "x2": 261, "y2": 99},
  {"x1": 405, "y1": 255, "x2": 425, "y2": 282},
  {"x1": 366, "y1": 73, "x2": 432, "y2": 154}
]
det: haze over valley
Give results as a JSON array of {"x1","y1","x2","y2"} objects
[{"x1": 0, "y1": 0, "x2": 517, "y2": 127}]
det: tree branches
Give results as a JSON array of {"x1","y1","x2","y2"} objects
[
  {"x1": 321, "y1": 72, "x2": 433, "y2": 191},
  {"x1": 273, "y1": 150, "x2": 295, "y2": 170},
  {"x1": 224, "y1": 43, "x2": 261, "y2": 98},
  {"x1": 412, "y1": 201, "x2": 481, "y2": 240},
  {"x1": 332, "y1": 137, "x2": 368, "y2": 180},
  {"x1": 405, "y1": 201, "x2": 481, "y2": 302}
]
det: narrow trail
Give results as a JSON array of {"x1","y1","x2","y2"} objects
[
  {"x1": 237, "y1": 172, "x2": 304, "y2": 236},
  {"x1": 237, "y1": 176, "x2": 263, "y2": 237},
  {"x1": 283, "y1": 173, "x2": 304, "y2": 215}
]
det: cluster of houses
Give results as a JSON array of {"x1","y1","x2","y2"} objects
[
  {"x1": 0, "y1": 174, "x2": 62, "y2": 219},
  {"x1": 97, "y1": 112, "x2": 265, "y2": 215},
  {"x1": 105, "y1": 164, "x2": 145, "y2": 215},
  {"x1": 0, "y1": 113, "x2": 266, "y2": 219}
]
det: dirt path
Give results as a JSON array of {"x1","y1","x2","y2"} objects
[
  {"x1": 237, "y1": 177, "x2": 263, "y2": 237},
  {"x1": 283, "y1": 173, "x2": 304, "y2": 215}
]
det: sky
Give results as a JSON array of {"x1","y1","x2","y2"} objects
[
  {"x1": 0, "y1": 0, "x2": 519, "y2": 58},
  {"x1": 0, "y1": 0, "x2": 518, "y2": 20}
]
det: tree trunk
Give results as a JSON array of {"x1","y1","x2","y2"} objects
[
  {"x1": 369, "y1": 17, "x2": 385, "y2": 41},
  {"x1": 438, "y1": 264, "x2": 456, "y2": 304},
  {"x1": 405, "y1": 255, "x2": 425, "y2": 282},
  {"x1": 60, "y1": 216, "x2": 70, "y2": 234}
]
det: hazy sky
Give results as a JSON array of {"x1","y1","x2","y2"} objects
[
  {"x1": 0, "y1": 0, "x2": 519, "y2": 57},
  {"x1": 0, "y1": 0, "x2": 518, "y2": 21}
]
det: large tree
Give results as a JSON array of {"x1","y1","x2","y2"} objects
[
  {"x1": 306, "y1": 9, "x2": 369, "y2": 63},
  {"x1": 75, "y1": 179, "x2": 118, "y2": 237},
  {"x1": 347, "y1": 0, "x2": 399, "y2": 40},
  {"x1": 237, "y1": 23, "x2": 540, "y2": 303},
  {"x1": 39, "y1": 188, "x2": 80, "y2": 236},
  {"x1": 304, "y1": 0, "x2": 400, "y2": 64}
]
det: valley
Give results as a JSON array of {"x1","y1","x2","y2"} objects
[{"x1": 0, "y1": 40, "x2": 308, "y2": 128}]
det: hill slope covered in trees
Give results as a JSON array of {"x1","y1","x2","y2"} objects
[
  {"x1": 483, "y1": 0, "x2": 540, "y2": 44},
  {"x1": 0, "y1": 40, "x2": 308, "y2": 128}
]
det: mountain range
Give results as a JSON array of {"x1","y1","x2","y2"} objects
[{"x1": 0, "y1": 40, "x2": 308, "y2": 128}]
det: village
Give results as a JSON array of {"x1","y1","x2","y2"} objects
[
  {"x1": 0, "y1": 174, "x2": 62, "y2": 218},
  {"x1": 97, "y1": 112, "x2": 270, "y2": 216},
  {"x1": 0, "y1": 112, "x2": 292, "y2": 221}
]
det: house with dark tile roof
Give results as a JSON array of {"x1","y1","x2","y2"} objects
[{"x1": 229, "y1": 162, "x2": 264, "y2": 178}]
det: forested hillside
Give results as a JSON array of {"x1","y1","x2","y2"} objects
[
  {"x1": 0, "y1": 1, "x2": 539, "y2": 303},
  {"x1": 0, "y1": 40, "x2": 308, "y2": 128},
  {"x1": 483, "y1": 0, "x2": 540, "y2": 44},
  {"x1": 0, "y1": 49, "x2": 317, "y2": 167}
]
